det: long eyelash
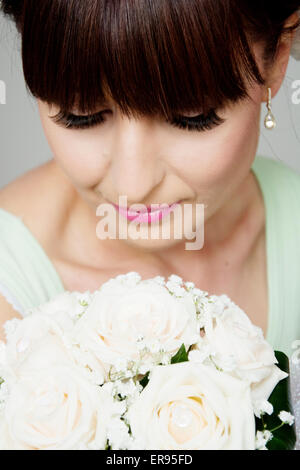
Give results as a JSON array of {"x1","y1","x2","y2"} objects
[
  {"x1": 50, "y1": 108, "x2": 225, "y2": 132},
  {"x1": 170, "y1": 109, "x2": 225, "y2": 132},
  {"x1": 50, "y1": 110, "x2": 106, "y2": 129}
]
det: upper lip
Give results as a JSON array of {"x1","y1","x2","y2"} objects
[{"x1": 111, "y1": 201, "x2": 181, "y2": 213}]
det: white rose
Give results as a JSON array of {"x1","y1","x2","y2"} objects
[
  {"x1": 0, "y1": 335, "x2": 111, "y2": 450},
  {"x1": 3, "y1": 307, "x2": 106, "y2": 386},
  {"x1": 127, "y1": 362, "x2": 255, "y2": 450},
  {"x1": 72, "y1": 280, "x2": 199, "y2": 370},
  {"x1": 198, "y1": 304, "x2": 288, "y2": 404},
  {"x1": 26, "y1": 291, "x2": 92, "y2": 320},
  {"x1": 3, "y1": 313, "x2": 75, "y2": 376}
]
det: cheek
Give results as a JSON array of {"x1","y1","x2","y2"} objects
[
  {"x1": 204, "y1": 114, "x2": 259, "y2": 189},
  {"x1": 41, "y1": 119, "x2": 108, "y2": 187},
  {"x1": 166, "y1": 100, "x2": 261, "y2": 194}
]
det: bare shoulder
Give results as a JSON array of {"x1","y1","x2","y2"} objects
[
  {"x1": 0, "y1": 166, "x2": 55, "y2": 337},
  {"x1": 0, "y1": 160, "x2": 75, "y2": 247},
  {"x1": 0, "y1": 160, "x2": 55, "y2": 213}
]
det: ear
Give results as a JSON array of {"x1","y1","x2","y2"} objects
[{"x1": 264, "y1": 12, "x2": 299, "y2": 101}]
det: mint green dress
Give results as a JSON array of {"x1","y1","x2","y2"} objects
[{"x1": 0, "y1": 155, "x2": 299, "y2": 357}]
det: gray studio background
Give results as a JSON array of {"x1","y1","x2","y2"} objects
[{"x1": 0, "y1": 13, "x2": 300, "y2": 189}]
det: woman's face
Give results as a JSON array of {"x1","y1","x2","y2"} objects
[{"x1": 37, "y1": 44, "x2": 272, "y2": 252}]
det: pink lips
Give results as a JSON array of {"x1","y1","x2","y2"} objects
[{"x1": 112, "y1": 201, "x2": 181, "y2": 223}]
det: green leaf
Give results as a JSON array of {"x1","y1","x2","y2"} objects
[
  {"x1": 105, "y1": 440, "x2": 111, "y2": 450},
  {"x1": 170, "y1": 344, "x2": 189, "y2": 364},
  {"x1": 139, "y1": 371, "x2": 150, "y2": 388},
  {"x1": 255, "y1": 351, "x2": 296, "y2": 450}
]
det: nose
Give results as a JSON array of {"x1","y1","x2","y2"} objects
[{"x1": 106, "y1": 115, "x2": 165, "y2": 202}]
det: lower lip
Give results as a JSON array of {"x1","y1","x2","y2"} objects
[{"x1": 113, "y1": 201, "x2": 181, "y2": 223}]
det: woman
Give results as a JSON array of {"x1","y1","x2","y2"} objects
[{"x1": 0, "y1": 0, "x2": 300, "y2": 443}]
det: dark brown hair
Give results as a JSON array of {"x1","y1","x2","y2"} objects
[{"x1": 1, "y1": 0, "x2": 300, "y2": 120}]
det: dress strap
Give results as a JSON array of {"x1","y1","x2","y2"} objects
[
  {"x1": 251, "y1": 155, "x2": 300, "y2": 356},
  {"x1": 0, "y1": 208, "x2": 65, "y2": 315}
]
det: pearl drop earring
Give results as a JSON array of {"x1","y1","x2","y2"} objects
[{"x1": 264, "y1": 87, "x2": 276, "y2": 130}]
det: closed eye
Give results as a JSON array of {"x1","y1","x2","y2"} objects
[
  {"x1": 168, "y1": 109, "x2": 225, "y2": 132},
  {"x1": 50, "y1": 108, "x2": 225, "y2": 132},
  {"x1": 49, "y1": 110, "x2": 109, "y2": 130}
]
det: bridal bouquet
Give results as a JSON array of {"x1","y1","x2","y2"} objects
[{"x1": 0, "y1": 272, "x2": 295, "y2": 450}]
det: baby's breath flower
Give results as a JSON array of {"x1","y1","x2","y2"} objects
[
  {"x1": 218, "y1": 294, "x2": 233, "y2": 307},
  {"x1": 124, "y1": 272, "x2": 142, "y2": 285},
  {"x1": 168, "y1": 274, "x2": 183, "y2": 284},
  {"x1": 107, "y1": 416, "x2": 132, "y2": 450},
  {"x1": 113, "y1": 272, "x2": 142, "y2": 288},
  {"x1": 255, "y1": 430, "x2": 273, "y2": 450},
  {"x1": 188, "y1": 346, "x2": 211, "y2": 364},
  {"x1": 114, "y1": 357, "x2": 129, "y2": 373},
  {"x1": 0, "y1": 380, "x2": 10, "y2": 411},
  {"x1": 191, "y1": 287, "x2": 206, "y2": 297},
  {"x1": 254, "y1": 400, "x2": 274, "y2": 419},
  {"x1": 160, "y1": 353, "x2": 171, "y2": 365},
  {"x1": 3, "y1": 318, "x2": 21, "y2": 339},
  {"x1": 278, "y1": 411, "x2": 295, "y2": 426},
  {"x1": 185, "y1": 281, "x2": 195, "y2": 290},
  {"x1": 138, "y1": 363, "x2": 152, "y2": 375},
  {"x1": 166, "y1": 281, "x2": 186, "y2": 297},
  {"x1": 152, "y1": 276, "x2": 166, "y2": 285},
  {"x1": 146, "y1": 340, "x2": 162, "y2": 355}
]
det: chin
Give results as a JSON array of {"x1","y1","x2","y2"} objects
[{"x1": 122, "y1": 234, "x2": 185, "y2": 253}]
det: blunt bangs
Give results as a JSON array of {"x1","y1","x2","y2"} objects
[{"x1": 20, "y1": 0, "x2": 266, "y2": 119}]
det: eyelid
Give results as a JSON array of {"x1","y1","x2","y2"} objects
[
  {"x1": 176, "y1": 107, "x2": 220, "y2": 119},
  {"x1": 50, "y1": 108, "x2": 206, "y2": 122},
  {"x1": 49, "y1": 107, "x2": 225, "y2": 132},
  {"x1": 50, "y1": 108, "x2": 214, "y2": 122},
  {"x1": 169, "y1": 108, "x2": 225, "y2": 132},
  {"x1": 49, "y1": 109, "x2": 106, "y2": 122},
  {"x1": 190, "y1": 108, "x2": 222, "y2": 120},
  {"x1": 178, "y1": 113, "x2": 203, "y2": 120},
  {"x1": 177, "y1": 111, "x2": 203, "y2": 118}
]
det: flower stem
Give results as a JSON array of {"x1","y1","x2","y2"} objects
[{"x1": 269, "y1": 423, "x2": 285, "y2": 433}]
